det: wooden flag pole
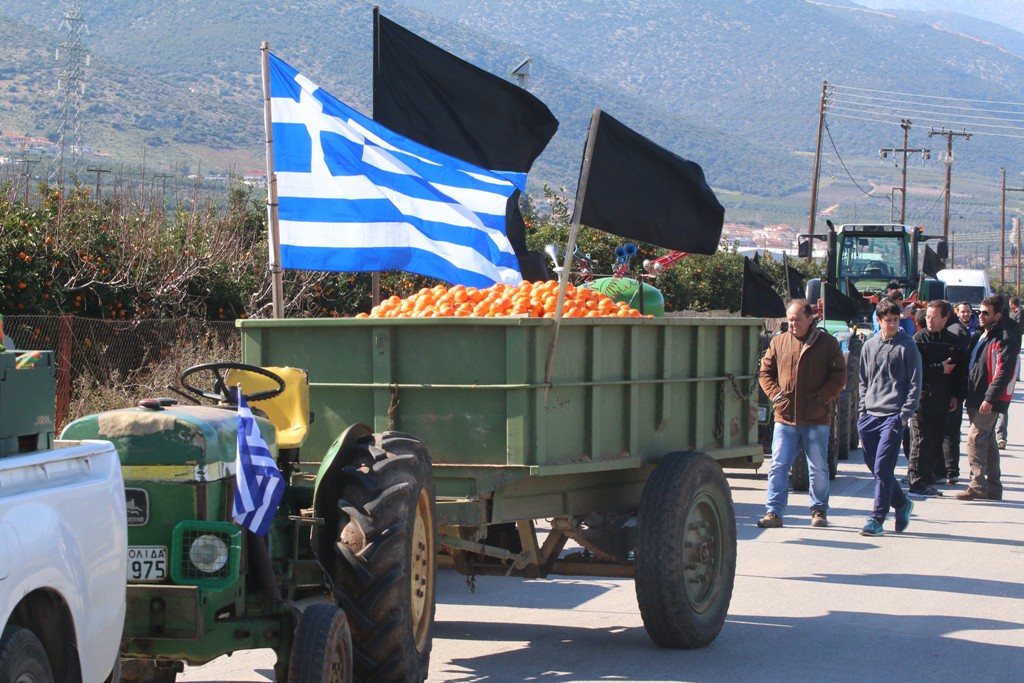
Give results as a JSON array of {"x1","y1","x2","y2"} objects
[
  {"x1": 261, "y1": 41, "x2": 285, "y2": 319},
  {"x1": 544, "y1": 108, "x2": 603, "y2": 387}
]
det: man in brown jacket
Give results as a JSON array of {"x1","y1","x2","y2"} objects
[{"x1": 757, "y1": 299, "x2": 847, "y2": 528}]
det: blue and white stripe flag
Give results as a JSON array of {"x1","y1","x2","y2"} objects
[
  {"x1": 267, "y1": 53, "x2": 524, "y2": 288},
  {"x1": 233, "y1": 393, "x2": 284, "y2": 537}
]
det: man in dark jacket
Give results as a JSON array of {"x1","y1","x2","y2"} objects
[
  {"x1": 908, "y1": 300, "x2": 967, "y2": 496},
  {"x1": 956, "y1": 295, "x2": 1019, "y2": 501},
  {"x1": 757, "y1": 299, "x2": 847, "y2": 528},
  {"x1": 940, "y1": 306, "x2": 974, "y2": 483}
]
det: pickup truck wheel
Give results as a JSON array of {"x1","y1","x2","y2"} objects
[
  {"x1": 331, "y1": 432, "x2": 436, "y2": 683},
  {"x1": 288, "y1": 604, "x2": 353, "y2": 683},
  {"x1": 635, "y1": 451, "x2": 736, "y2": 648},
  {"x1": 0, "y1": 626, "x2": 54, "y2": 683}
]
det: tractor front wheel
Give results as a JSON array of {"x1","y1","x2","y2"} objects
[
  {"x1": 331, "y1": 432, "x2": 436, "y2": 683},
  {"x1": 288, "y1": 604, "x2": 353, "y2": 683},
  {"x1": 635, "y1": 451, "x2": 737, "y2": 648}
]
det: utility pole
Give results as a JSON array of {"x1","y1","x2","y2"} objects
[
  {"x1": 1002, "y1": 170, "x2": 1024, "y2": 292},
  {"x1": 86, "y1": 166, "x2": 109, "y2": 198},
  {"x1": 806, "y1": 81, "x2": 828, "y2": 262},
  {"x1": 879, "y1": 119, "x2": 929, "y2": 224},
  {"x1": 928, "y1": 127, "x2": 971, "y2": 242}
]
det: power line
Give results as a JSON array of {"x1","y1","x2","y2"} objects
[
  {"x1": 823, "y1": 118, "x2": 884, "y2": 199},
  {"x1": 830, "y1": 83, "x2": 1024, "y2": 108}
]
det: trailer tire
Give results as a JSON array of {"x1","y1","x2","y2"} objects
[
  {"x1": 0, "y1": 626, "x2": 54, "y2": 683},
  {"x1": 288, "y1": 604, "x2": 353, "y2": 683},
  {"x1": 636, "y1": 451, "x2": 736, "y2": 649},
  {"x1": 331, "y1": 432, "x2": 436, "y2": 683},
  {"x1": 846, "y1": 334, "x2": 863, "y2": 450}
]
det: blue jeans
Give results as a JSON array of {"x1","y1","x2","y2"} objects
[
  {"x1": 858, "y1": 413, "x2": 909, "y2": 523},
  {"x1": 765, "y1": 423, "x2": 831, "y2": 515}
]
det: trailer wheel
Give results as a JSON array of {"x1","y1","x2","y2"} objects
[
  {"x1": 0, "y1": 626, "x2": 53, "y2": 683},
  {"x1": 288, "y1": 604, "x2": 353, "y2": 683},
  {"x1": 635, "y1": 451, "x2": 736, "y2": 648},
  {"x1": 331, "y1": 432, "x2": 436, "y2": 683}
]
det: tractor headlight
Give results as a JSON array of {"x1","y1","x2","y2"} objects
[
  {"x1": 189, "y1": 534, "x2": 229, "y2": 573},
  {"x1": 171, "y1": 520, "x2": 241, "y2": 589}
]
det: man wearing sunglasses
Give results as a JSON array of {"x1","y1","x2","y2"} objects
[{"x1": 956, "y1": 295, "x2": 1020, "y2": 501}]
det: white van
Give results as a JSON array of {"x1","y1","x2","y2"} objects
[{"x1": 937, "y1": 268, "x2": 992, "y2": 311}]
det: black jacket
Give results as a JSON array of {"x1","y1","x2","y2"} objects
[
  {"x1": 965, "y1": 318, "x2": 1020, "y2": 413},
  {"x1": 913, "y1": 328, "x2": 967, "y2": 406}
]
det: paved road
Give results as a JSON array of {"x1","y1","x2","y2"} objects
[{"x1": 181, "y1": 387, "x2": 1024, "y2": 683}]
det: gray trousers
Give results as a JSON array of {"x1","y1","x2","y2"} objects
[{"x1": 966, "y1": 408, "x2": 1003, "y2": 498}]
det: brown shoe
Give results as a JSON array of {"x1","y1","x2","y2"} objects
[
  {"x1": 757, "y1": 512, "x2": 783, "y2": 528},
  {"x1": 811, "y1": 509, "x2": 828, "y2": 528},
  {"x1": 954, "y1": 488, "x2": 985, "y2": 501}
]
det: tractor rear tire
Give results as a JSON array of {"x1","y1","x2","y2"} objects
[
  {"x1": 288, "y1": 604, "x2": 353, "y2": 683},
  {"x1": 790, "y1": 451, "x2": 809, "y2": 492},
  {"x1": 635, "y1": 451, "x2": 736, "y2": 648},
  {"x1": 0, "y1": 626, "x2": 54, "y2": 683},
  {"x1": 331, "y1": 432, "x2": 436, "y2": 683},
  {"x1": 837, "y1": 390, "x2": 851, "y2": 461},
  {"x1": 828, "y1": 401, "x2": 840, "y2": 480}
]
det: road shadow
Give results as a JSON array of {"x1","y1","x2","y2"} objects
[
  {"x1": 431, "y1": 610, "x2": 1023, "y2": 682},
  {"x1": 437, "y1": 569, "x2": 621, "y2": 610}
]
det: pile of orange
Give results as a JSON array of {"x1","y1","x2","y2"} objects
[{"x1": 357, "y1": 281, "x2": 647, "y2": 318}]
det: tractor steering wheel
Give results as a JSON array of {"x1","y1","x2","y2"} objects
[
  {"x1": 179, "y1": 362, "x2": 285, "y2": 404},
  {"x1": 866, "y1": 261, "x2": 889, "y2": 275}
]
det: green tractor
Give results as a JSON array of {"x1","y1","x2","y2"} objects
[
  {"x1": 60, "y1": 362, "x2": 437, "y2": 683},
  {"x1": 784, "y1": 221, "x2": 948, "y2": 488}
]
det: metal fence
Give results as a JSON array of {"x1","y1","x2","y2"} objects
[{"x1": 3, "y1": 316, "x2": 239, "y2": 430}]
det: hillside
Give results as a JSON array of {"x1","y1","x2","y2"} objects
[{"x1": 1, "y1": 0, "x2": 1023, "y2": 238}]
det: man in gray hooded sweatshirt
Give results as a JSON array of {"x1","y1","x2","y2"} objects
[{"x1": 858, "y1": 298, "x2": 922, "y2": 536}]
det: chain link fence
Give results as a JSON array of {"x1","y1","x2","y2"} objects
[{"x1": 3, "y1": 316, "x2": 239, "y2": 430}]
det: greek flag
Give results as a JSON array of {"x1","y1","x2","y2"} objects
[
  {"x1": 267, "y1": 53, "x2": 524, "y2": 288},
  {"x1": 233, "y1": 394, "x2": 284, "y2": 537}
]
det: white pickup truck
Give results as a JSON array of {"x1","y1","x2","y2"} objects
[{"x1": 0, "y1": 350, "x2": 127, "y2": 683}]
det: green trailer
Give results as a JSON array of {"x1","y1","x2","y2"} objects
[{"x1": 238, "y1": 314, "x2": 763, "y2": 650}]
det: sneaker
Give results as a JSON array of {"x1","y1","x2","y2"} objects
[
  {"x1": 860, "y1": 519, "x2": 884, "y2": 536},
  {"x1": 908, "y1": 484, "x2": 941, "y2": 497},
  {"x1": 810, "y1": 509, "x2": 828, "y2": 528},
  {"x1": 987, "y1": 491, "x2": 1003, "y2": 501},
  {"x1": 946, "y1": 477, "x2": 959, "y2": 485},
  {"x1": 895, "y1": 499, "x2": 914, "y2": 533},
  {"x1": 954, "y1": 488, "x2": 985, "y2": 501},
  {"x1": 997, "y1": 439, "x2": 1006, "y2": 449},
  {"x1": 756, "y1": 512, "x2": 783, "y2": 528}
]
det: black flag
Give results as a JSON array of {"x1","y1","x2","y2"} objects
[
  {"x1": 374, "y1": 12, "x2": 558, "y2": 171},
  {"x1": 741, "y1": 257, "x2": 786, "y2": 318},
  {"x1": 373, "y1": 11, "x2": 560, "y2": 276},
  {"x1": 845, "y1": 278, "x2": 872, "y2": 313},
  {"x1": 577, "y1": 110, "x2": 724, "y2": 254},
  {"x1": 822, "y1": 281, "x2": 863, "y2": 326},
  {"x1": 784, "y1": 254, "x2": 805, "y2": 300},
  {"x1": 922, "y1": 244, "x2": 944, "y2": 279}
]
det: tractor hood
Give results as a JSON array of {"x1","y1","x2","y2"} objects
[{"x1": 61, "y1": 405, "x2": 277, "y2": 481}]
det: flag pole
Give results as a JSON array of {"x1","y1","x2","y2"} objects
[
  {"x1": 544, "y1": 108, "x2": 602, "y2": 387},
  {"x1": 370, "y1": 6, "x2": 382, "y2": 309},
  {"x1": 261, "y1": 41, "x2": 285, "y2": 319},
  {"x1": 783, "y1": 252, "x2": 792, "y2": 302}
]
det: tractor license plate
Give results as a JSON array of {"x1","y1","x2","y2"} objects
[
  {"x1": 128, "y1": 546, "x2": 167, "y2": 582},
  {"x1": 757, "y1": 406, "x2": 768, "y2": 422}
]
